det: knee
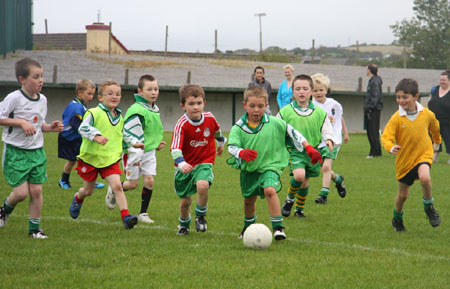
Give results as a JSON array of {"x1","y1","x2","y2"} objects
[
  {"x1": 293, "y1": 173, "x2": 305, "y2": 183},
  {"x1": 143, "y1": 178, "x2": 154, "y2": 189},
  {"x1": 322, "y1": 164, "x2": 331, "y2": 174},
  {"x1": 264, "y1": 188, "x2": 276, "y2": 199},
  {"x1": 180, "y1": 198, "x2": 192, "y2": 210},
  {"x1": 196, "y1": 180, "x2": 210, "y2": 193},
  {"x1": 419, "y1": 174, "x2": 431, "y2": 185},
  {"x1": 127, "y1": 180, "x2": 139, "y2": 190},
  {"x1": 15, "y1": 191, "x2": 29, "y2": 202}
]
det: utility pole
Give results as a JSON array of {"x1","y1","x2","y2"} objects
[{"x1": 254, "y1": 13, "x2": 266, "y2": 53}]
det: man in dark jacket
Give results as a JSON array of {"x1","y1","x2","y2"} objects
[{"x1": 364, "y1": 64, "x2": 383, "y2": 158}]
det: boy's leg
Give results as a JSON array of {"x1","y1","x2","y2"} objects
[
  {"x1": 70, "y1": 180, "x2": 95, "y2": 219},
  {"x1": 239, "y1": 196, "x2": 257, "y2": 238},
  {"x1": 59, "y1": 160, "x2": 76, "y2": 189},
  {"x1": 294, "y1": 180, "x2": 309, "y2": 218},
  {"x1": 195, "y1": 180, "x2": 209, "y2": 232},
  {"x1": 418, "y1": 164, "x2": 440, "y2": 227},
  {"x1": 28, "y1": 183, "x2": 47, "y2": 238},
  {"x1": 316, "y1": 158, "x2": 332, "y2": 204},
  {"x1": 138, "y1": 175, "x2": 155, "y2": 223},
  {"x1": 105, "y1": 174, "x2": 137, "y2": 226},
  {"x1": 178, "y1": 196, "x2": 193, "y2": 235},
  {"x1": 392, "y1": 182, "x2": 409, "y2": 232},
  {"x1": 264, "y1": 186, "x2": 286, "y2": 240},
  {"x1": 282, "y1": 168, "x2": 305, "y2": 217},
  {"x1": 0, "y1": 182, "x2": 29, "y2": 227}
]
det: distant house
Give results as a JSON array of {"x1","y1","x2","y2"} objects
[
  {"x1": 33, "y1": 22, "x2": 129, "y2": 54},
  {"x1": 302, "y1": 56, "x2": 321, "y2": 64}
]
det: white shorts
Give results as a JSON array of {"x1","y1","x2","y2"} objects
[{"x1": 123, "y1": 148, "x2": 157, "y2": 180}]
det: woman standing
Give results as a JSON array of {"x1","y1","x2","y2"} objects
[
  {"x1": 428, "y1": 71, "x2": 450, "y2": 164},
  {"x1": 276, "y1": 64, "x2": 294, "y2": 109}
]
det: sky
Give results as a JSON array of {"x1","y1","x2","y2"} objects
[{"x1": 33, "y1": 0, "x2": 416, "y2": 53}]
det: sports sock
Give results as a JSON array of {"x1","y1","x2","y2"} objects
[
  {"x1": 393, "y1": 209, "x2": 404, "y2": 220},
  {"x1": 120, "y1": 209, "x2": 130, "y2": 220},
  {"x1": 3, "y1": 199, "x2": 15, "y2": 215},
  {"x1": 140, "y1": 187, "x2": 153, "y2": 214},
  {"x1": 295, "y1": 187, "x2": 309, "y2": 212},
  {"x1": 28, "y1": 217, "x2": 40, "y2": 232},
  {"x1": 244, "y1": 216, "x2": 256, "y2": 228},
  {"x1": 195, "y1": 203, "x2": 208, "y2": 217},
  {"x1": 320, "y1": 187, "x2": 330, "y2": 197},
  {"x1": 270, "y1": 216, "x2": 283, "y2": 229},
  {"x1": 61, "y1": 172, "x2": 70, "y2": 183},
  {"x1": 333, "y1": 174, "x2": 342, "y2": 184},
  {"x1": 288, "y1": 178, "x2": 302, "y2": 200},
  {"x1": 179, "y1": 216, "x2": 191, "y2": 228},
  {"x1": 422, "y1": 197, "x2": 434, "y2": 211},
  {"x1": 75, "y1": 193, "x2": 84, "y2": 204}
]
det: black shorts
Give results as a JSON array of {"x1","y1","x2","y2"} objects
[
  {"x1": 398, "y1": 162, "x2": 430, "y2": 186},
  {"x1": 58, "y1": 133, "x2": 82, "y2": 161}
]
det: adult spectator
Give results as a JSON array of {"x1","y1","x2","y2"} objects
[
  {"x1": 428, "y1": 70, "x2": 450, "y2": 164},
  {"x1": 276, "y1": 64, "x2": 294, "y2": 109},
  {"x1": 249, "y1": 66, "x2": 272, "y2": 114},
  {"x1": 364, "y1": 64, "x2": 383, "y2": 158}
]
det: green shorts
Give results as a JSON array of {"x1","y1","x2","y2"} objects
[
  {"x1": 289, "y1": 150, "x2": 321, "y2": 178},
  {"x1": 240, "y1": 170, "x2": 281, "y2": 199},
  {"x1": 2, "y1": 144, "x2": 48, "y2": 187},
  {"x1": 174, "y1": 163, "x2": 214, "y2": 198},
  {"x1": 319, "y1": 145, "x2": 341, "y2": 161}
]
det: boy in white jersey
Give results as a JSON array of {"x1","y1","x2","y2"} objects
[
  {"x1": 0, "y1": 57, "x2": 63, "y2": 238},
  {"x1": 227, "y1": 86, "x2": 321, "y2": 240},
  {"x1": 170, "y1": 84, "x2": 226, "y2": 235},
  {"x1": 105, "y1": 74, "x2": 166, "y2": 224},
  {"x1": 311, "y1": 73, "x2": 349, "y2": 204}
]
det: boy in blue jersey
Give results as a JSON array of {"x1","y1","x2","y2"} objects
[{"x1": 58, "y1": 79, "x2": 104, "y2": 189}]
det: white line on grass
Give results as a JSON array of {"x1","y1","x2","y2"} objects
[{"x1": 16, "y1": 214, "x2": 450, "y2": 262}]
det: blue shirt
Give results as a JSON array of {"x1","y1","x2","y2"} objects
[
  {"x1": 61, "y1": 97, "x2": 87, "y2": 141},
  {"x1": 277, "y1": 79, "x2": 293, "y2": 109}
]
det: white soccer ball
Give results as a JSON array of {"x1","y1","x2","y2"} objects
[{"x1": 243, "y1": 223, "x2": 272, "y2": 250}]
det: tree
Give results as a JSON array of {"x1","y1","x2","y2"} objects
[{"x1": 391, "y1": 0, "x2": 450, "y2": 69}]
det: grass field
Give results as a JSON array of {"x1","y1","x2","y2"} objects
[{"x1": 0, "y1": 133, "x2": 449, "y2": 288}]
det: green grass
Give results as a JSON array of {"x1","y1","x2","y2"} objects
[{"x1": 0, "y1": 133, "x2": 449, "y2": 288}]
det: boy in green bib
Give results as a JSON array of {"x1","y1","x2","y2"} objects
[
  {"x1": 69, "y1": 80, "x2": 138, "y2": 229},
  {"x1": 278, "y1": 74, "x2": 336, "y2": 218},
  {"x1": 227, "y1": 86, "x2": 321, "y2": 240}
]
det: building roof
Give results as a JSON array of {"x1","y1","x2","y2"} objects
[{"x1": 33, "y1": 33, "x2": 86, "y2": 50}]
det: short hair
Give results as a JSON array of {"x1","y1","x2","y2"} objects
[
  {"x1": 244, "y1": 86, "x2": 268, "y2": 103},
  {"x1": 311, "y1": 73, "x2": 331, "y2": 90},
  {"x1": 138, "y1": 74, "x2": 156, "y2": 90},
  {"x1": 292, "y1": 74, "x2": 313, "y2": 90},
  {"x1": 395, "y1": 78, "x2": 419, "y2": 96},
  {"x1": 98, "y1": 80, "x2": 121, "y2": 95},
  {"x1": 283, "y1": 64, "x2": 294, "y2": 72},
  {"x1": 76, "y1": 79, "x2": 96, "y2": 93},
  {"x1": 254, "y1": 66, "x2": 265, "y2": 73},
  {"x1": 368, "y1": 64, "x2": 378, "y2": 75},
  {"x1": 179, "y1": 84, "x2": 205, "y2": 104},
  {"x1": 441, "y1": 70, "x2": 450, "y2": 80},
  {"x1": 15, "y1": 57, "x2": 42, "y2": 82}
]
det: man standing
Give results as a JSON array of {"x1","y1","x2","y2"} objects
[{"x1": 364, "y1": 64, "x2": 383, "y2": 158}]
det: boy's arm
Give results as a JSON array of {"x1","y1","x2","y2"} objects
[
  {"x1": 341, "y1": 116, "x2": 349, "y2": 143},
  {"x1": 285, "y1": 123, "x2": 307, "y2": 151},
  {"x1": 68, "y1": 114, "x2": 83, "y2": 133},
  {"x1": 321, "y1": 117, "x2": 337, "y2": 147},
  {"x1": 123, "y1": 114, "x2": 145, "y2": 148},
  {"x1": 381, "y1": 115, "x2": 398, "y2": 153},
  {"x1": 170, "y1": 122, "x2": 192, "y2": 173},
  {"x1": 42, "y1": 120, "x2": 63, "y2": 132},
  {"x1": 78, "y1": 112, "x2": 101, "y2": 141}
]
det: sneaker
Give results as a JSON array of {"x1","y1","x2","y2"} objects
[
  {"x1": 29, "y1": 228, "x2": 48, "y2": 239},
  {"x1": 281, "y1": 198, "x2": 294, "y2": 217},
  {"x1": 294, "y1": 210, "x2": 305, "y2": 218},
  {"x1": 366, "y1": 155, "x2": 374, "y2": 159},
  {"x1": 58, "y1": 179, "x2": 72, "y2": 189},
  {"x1": 0, "y1": 206, "x2": 10, "y2": 228},
  {"x1": 273, "y1": 226, "x2": 286, "y2": 241},
  {"x1": 425, "y1": 206, "x2": 441, "y2": 227},
  {"x1": 195, "y1": 215, "x2": 208, "y2": 232},
  {"x1": 95, "y1": 182, "x2": 105, "y2": 189},
  {"x1": 138, "y1": 212, "x2": 154, "y2": 224},
  {"x1": 69, "y1": 194, "x2": 82, "y2": 219},
  {"x1": 177, "y1": 226, "x2": 189, "y2": 236},
  {"x1": 238, "y1": 226, "x2": 248, "y2": 239},
  {"x1": 335, "y1": 176, "x2": 346, "y2": 198},
  {"x1": 105, "y1": 185, "x2": 116, "y2": 210},
  {"x1": 123, "y1": 214, "x2": 138, "y2": 229},
  {"x1": 392, "y1": 218, "x2": 406, "y2": 232},
  {"x1": 315, "y1": 195, "x2": 327, "y2": 204}
]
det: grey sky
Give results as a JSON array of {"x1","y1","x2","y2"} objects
[{"x1": 33, "y1": 0, "x2": 416, "y2": 52}]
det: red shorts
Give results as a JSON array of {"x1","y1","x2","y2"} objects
[{"x1": 75, "y1": 159, "x2": 122, "y2": 182}]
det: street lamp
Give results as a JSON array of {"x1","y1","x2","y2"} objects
[{"x1": 254, "y1": 13, "x2": 266, "y2": 53}]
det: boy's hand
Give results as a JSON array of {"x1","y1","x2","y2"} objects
[
  {"x1": 343, "y1": 134, "x2": 349, "y2": 143},
  {"x1": 180, "y1": 163, "x2": 193, "y2": 174},
  {"x1": 239, "y1": 149, "x2": 258, "y2": 162},
  {"x1": 21, "y1": 120, "x2": 36, "y2": 136},
  {"x1": 328, "y1": 115, "x2": 335, "y2": 123},
  {"x1": 133, "y1": 142, "x2": 145, "y2": 150},
  {"x1": 326, "y1": 140, "x2": 333, "y2": 152},
  {"x1": 217, "y1": 146, "x2": 224, "y2": 156},
  {"x1": 305, "y1": 145, "x2": 322, "y2": 165},
  {"x1": 157, "y1": 141, "x2": 166, "y2": 151},
  {"x1": 94, "y1": 135, "x2": 108, "y2": 146},
  {"x1": 50, "y1": 120, "x2": 64, "y2": 132},
  {"x1": 391, "y1": 145, "x2": 401, "y2": 154}
]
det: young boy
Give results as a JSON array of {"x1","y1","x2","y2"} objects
[
  {"x1": 381, "y1": 78, "x2": 441, "y2": 232},
  {"x1": 58, "y1": 79, "x2": 104, "y2": 189},
  {"x1": 69, "y1": 80, "x2": 138, "y2": 229},
  {"x1": 170, "y1": 84, "x2": 225, "y2": 235},
  {"x1": 0, "y1": 57, "x2": 63, "y2": 238},
  {"x1": 311, "y1": 73, "x2": 349, "y2": 204},
  {"x1": 105, "y1": 74, "x2": 166, "y2": 224},
  {"x1": 278, "y1": 74, "x2": 336, "y2": 218}
]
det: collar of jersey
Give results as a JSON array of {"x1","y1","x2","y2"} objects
[
  {"x1": 134, "y1": 94, "x2": 159, "y2": 113},
  {"x1": 237, "y1": 113, "x2": 269, "y2": 133},
  {"x1": 74, "y1": 97, "x2": 86, "y2": 107},
  {"x1": 20, "y1": 89, "x2": 40, "y2": 102},
  {"x1": 98, "y1": 103, "x2": 122, "y2": 120},
  {"x1": 185, "y1": 112, "x2": 204, "y2": 126},
  {"x1": 398, "y1": 101, "x2": 423, "y2": 116}
]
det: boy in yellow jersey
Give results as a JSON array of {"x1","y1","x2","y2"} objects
[
  {"x1": 382, "y1": 78, "x2": 441, "y2": 232},
  {"x1": 69, "y1": 80, "x2": 138, "y2": 229}
]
